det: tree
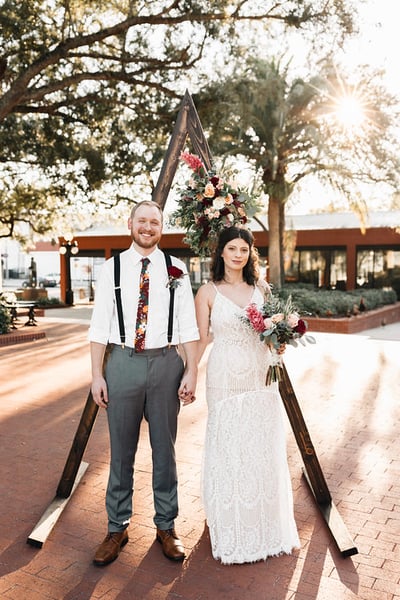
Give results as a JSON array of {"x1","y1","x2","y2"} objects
[
  {"x1": 193, "y1": 58, "x2": 400, "y2": 287},
  {"x1": 0, "y1": 0, "x2": 356, "y2": 241}
]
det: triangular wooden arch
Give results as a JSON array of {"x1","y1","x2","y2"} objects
[
  {"x1": 152, "y1": 89, "x2": 213, "y2": 209},
  {"x1": 27, "y1": 91, "x2": 357, "y2": 558}
]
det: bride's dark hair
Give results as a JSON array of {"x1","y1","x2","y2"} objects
[{"x1": 211, "y1": 226, "x2": 260, "y2": 285}]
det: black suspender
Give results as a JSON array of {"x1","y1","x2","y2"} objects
[
  {"x1": 113, "y1": 253, "x2": 126, "y2": 347},
  {"x1": 162, "y1": 250, "x2": 175, "y2": 346},
  {"x1": 113, "y1": 251, "x2": 175, "y2": 348}
]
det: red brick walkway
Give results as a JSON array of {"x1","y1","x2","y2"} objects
[{"x1": 0, "y1": 314, "x2": 399, "y2": 599}]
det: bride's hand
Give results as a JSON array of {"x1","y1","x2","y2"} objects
[{"x1": 267, "y1": 342, "x2": 286, "y2": 355}]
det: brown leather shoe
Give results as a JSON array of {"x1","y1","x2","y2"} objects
[
  {"x1": 156, "y1": 528, "x2": 185, "y2": 561},
  {"x1": 93, "y1": 530, "x2": 129, "y2": 566}
]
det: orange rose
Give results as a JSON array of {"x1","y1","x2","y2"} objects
[{"x1": 204, "y1": 182, "x2": 215, "y2": 198}]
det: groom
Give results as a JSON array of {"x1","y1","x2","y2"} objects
[{"x1": 88, "y1": 200, "x2": 199, "y2": 565}]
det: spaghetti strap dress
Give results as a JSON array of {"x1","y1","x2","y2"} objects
[{"x1": 202, "y1": 285, "x2": 300, "y2": 564}]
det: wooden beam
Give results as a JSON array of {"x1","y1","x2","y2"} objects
[
  {"x1": 152, "y1": 90, "x2": 213, "y2": 209},
  {"x1": 27, "y1": 462, "x2": 89, "y2": 548},
  {"x1": 185, "y1": 91, "x2": 213, "y2": 171},
  {"x1": 279, "y1": 363, "x2": 331, "y2": 504},
  {"x1": 152, "y1": 91, "x2": 189, "y2": 209},
  {"x1": 56, "y1": 391, "x2": 98, "y2": 499},
  {"x1": 279, "y1": 363, "x2": 358, "y2": 557},
  {"x1": 302, "y1": 469, "x2": 358, "y2": 558}
]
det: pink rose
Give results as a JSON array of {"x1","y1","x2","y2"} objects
[
  {"x1": 271, "y1": 313, "x2": 284, "y2": 323},
  {"x1": 287, "y1": 313, "x2": 299, "y2": 328},
  {"x1": 263, "y1": 317, "x2": 273, "y2": 329}
]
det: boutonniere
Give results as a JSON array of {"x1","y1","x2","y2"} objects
[{"x1": 166, "y1": 265, "x2": 187, "y2": 289}]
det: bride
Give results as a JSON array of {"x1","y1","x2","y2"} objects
[{"x1": 195, "y1": 225, "x2": 300, "y2": 564}]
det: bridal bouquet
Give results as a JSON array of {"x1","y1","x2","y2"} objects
[
  {"x1": 244, "y1": 293, "x2": 315, "y2": 385},
  {"x1": 169, "y1": 152, "x2": 260, "y2": 257}
]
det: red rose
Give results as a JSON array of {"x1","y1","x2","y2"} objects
[
  {"x1": 294, "y1": 319, "x2": 307, "y2": 335},
  {"x1": 168, "y1": 266, "x2": 184, "y2": 278}
]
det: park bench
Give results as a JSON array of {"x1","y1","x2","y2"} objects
[{"x1": 5, "y1": 300, "x2": 39, "y2": 328}]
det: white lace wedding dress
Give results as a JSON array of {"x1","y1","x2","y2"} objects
[{"x1": 202, "y1": 286, "x2": 300, "y2": 564}]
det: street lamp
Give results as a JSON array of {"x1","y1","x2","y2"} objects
[{"x1": 59, "y1": 235, "x2": 79, "y2": 305}]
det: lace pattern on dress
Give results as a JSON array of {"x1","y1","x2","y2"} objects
[{"x1": 202, "y1": 287, "x2": 300, "y2": 564}]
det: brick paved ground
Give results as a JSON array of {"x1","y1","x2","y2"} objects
[{"x1": 0, "y1": 309, "x2": 399, "y2": 600}]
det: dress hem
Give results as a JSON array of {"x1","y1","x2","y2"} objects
[{"x1": 212, "y1": 543, "x2": 300, "y2": 566}]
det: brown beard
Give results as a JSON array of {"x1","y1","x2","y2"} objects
[{"x1": 131, "y1": 229, "x2": 161, "y2": 250}]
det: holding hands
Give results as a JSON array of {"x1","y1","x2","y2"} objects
[{"x1": 178, "y1": 377, "x2": 196, "y2": 405}]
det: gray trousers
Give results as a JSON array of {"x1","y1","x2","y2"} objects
[{"x1": 104, "y1": 344, "x2": 184, "y2": 532}]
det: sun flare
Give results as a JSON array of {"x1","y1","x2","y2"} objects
[{"x1": 334, "y1": 94, "x2": 366, "y2": 129}]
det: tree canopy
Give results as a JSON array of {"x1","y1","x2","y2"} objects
[
  {"x1": 193, "y1": 58, "x2": 400, "y2": 286},
  {"x1": 0, "y1": 0, "x2": 356, "y2": 241}
]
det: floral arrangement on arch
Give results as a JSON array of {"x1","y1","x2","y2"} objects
[
  {"x1": 243, "y1": 293, "x2": 316, "y2": 385},
  {"x1": 169, "y1": 152, "x2": 260, "y2": 257}
]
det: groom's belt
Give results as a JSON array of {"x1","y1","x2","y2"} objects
[{"x1": 109, "y1": 343, "x2": 177, "y2": 357}]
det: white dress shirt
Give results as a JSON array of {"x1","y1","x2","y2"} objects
[{"x1": 88, "y1": 245, "x2": 199, "y2": 348}]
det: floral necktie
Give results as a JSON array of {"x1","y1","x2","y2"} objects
[{"x1": 134, "y1": 257, "x2": 150, "y2": 352}]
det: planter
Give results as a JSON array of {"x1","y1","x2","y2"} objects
[
  {"x1": 306, "y1": 302, "x2": 400, "y2": 334},
  {"x1": 0, "y1": 330, "x2": 46, "y2": 346},
  {"x1": 15, "y1": 288, "x2": 48, "y2": 301}
]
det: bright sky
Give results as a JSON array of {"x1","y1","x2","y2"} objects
[
  {"x1": 344, "y1": 0, "x2": 399, "y2": 97},
  {"x1": 287, "y1": 0, "x2": 399, "y2": 215}
]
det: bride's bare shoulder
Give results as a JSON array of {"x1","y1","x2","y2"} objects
[{"x1": 195, "y1": 280, "x2": 217, "y2": 300}]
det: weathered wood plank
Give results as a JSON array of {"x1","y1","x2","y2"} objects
[
  {"x1": 279, "y1": 364, "x2": 358, "y2": 557},
  {"x1": 152, "y1": 90, "x2": 213, "y2": 209},
  {"x1": 56, "y1": 391, "x2": 98, "y2": 498},
  {"x1": 152, "y1": 91, "x2": 189, "y2": 209},
  {"x1": 302, "y1": 469, "x2": 358, "y2": 557},
  {"x1": 279, "y1": 363, "x2": 331, "y2": 504},
  {"x1": 27, "y1": 462, "x2": 89, "y2": 548}
]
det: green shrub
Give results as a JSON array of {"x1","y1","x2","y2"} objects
[
  {"x1": 0, "y1": 293, "x2": 14, "y2": 334},
  {"x1": 278, "y1": 285, "x2": 397, "y2": 318},
  {"x1": 36, "y1": 297, "x2": 64, "y2": 307},
  {"x1": 0, "y1": 305, "x2": 12, "y2": 334}
]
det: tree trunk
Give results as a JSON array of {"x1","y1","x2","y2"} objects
[
  {"x1": 279, "y1": 200, "x2": 286, "y2": 285},
  {"x1": 267, "y1": 196, "x2": 282, "y2": 288}
]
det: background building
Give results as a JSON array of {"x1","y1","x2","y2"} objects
[
  {"x1": 2, "y1": 211, "x2": 400, "y2": 302},
  {"x1": 58, "y1": 211, "x2": 400, "y2": 302}
]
